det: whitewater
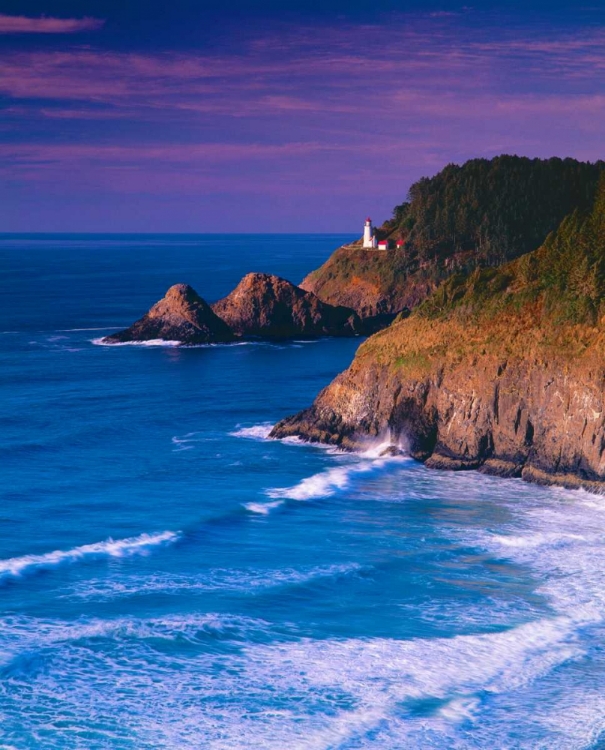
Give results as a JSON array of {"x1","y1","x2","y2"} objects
[{"x1": 2, "y1": 233, "x2": 605, "y2": 749}]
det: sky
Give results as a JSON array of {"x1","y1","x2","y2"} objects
[{"x1": 1, "y1": 0, "x2": 604, "y2": 232}]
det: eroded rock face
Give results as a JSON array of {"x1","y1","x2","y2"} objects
[
  {"x1": 300, "y1": 247, "x2": 433, "y2": 318},
  {"x1": 271, "y1": 355, "x2": 605, "y2": 493},
  {"x1": 212, "y1": 272, "x2": 362, "y2": 338},
  {"x1": 103, "y1": 284, "x2": 235, "y2": 344}
]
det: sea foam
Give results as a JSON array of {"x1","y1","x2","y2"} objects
[
  {"x1": 0, "y1": 531, "x2": 180, "y2": 581},
  {"x1": 92, "y1": 337, "x2": 182, "y2": 347},
  {"x1": 266, "y1": 448, "x2": 409, "y2": 502},
  {"x1": 65, "y1": 562, "x2": 365, "y2": 601},
  {"x1": 230, "y1": 423, "x2": 274, "y2": 440}
]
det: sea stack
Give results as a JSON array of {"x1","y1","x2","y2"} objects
[
  {"x1": 103, "y1": 283, "x2": 235, "y2": 345},
  {"x1": 211, "y1": 272, "x2": 361, "y2": 338}
]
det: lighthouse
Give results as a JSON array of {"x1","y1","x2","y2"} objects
[{"x1": 363, "y1": 217, "x2": 377, "y2": 248}]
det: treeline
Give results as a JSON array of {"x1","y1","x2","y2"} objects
[
  {"x1": 390, "y1": 155, "x2": 605, "y2": 267},
  {"x1": 419, "y1": 174, "x2": 605, "y2": 326}
]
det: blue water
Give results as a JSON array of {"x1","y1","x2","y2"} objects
[{"x1": 2, "y1": 234, "x2": 605, "y2": 749}]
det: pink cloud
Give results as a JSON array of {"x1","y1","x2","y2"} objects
[
  {"x1": 0, "y1": 15, "x2": 603, "y2": 210},
  {"x1": 0, "y1": 14, "x2": 104, "y2": 34},
  {"x1": 0, "y1": 20, "x2": 600, "y2": 123}
]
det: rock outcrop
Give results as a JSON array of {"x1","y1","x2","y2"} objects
[
  {"x1": 272, "y1": 184, "x2": 605, "y2": 493},
  {"x1": 103, "y1": 275, "x2": 376, "y2": 345},
  {"x1": 212, "y1": 272, "x2": 362, "y2": 338},
  {"x1": 103, "y1": 283, "x2": 235, "y2": 345}
]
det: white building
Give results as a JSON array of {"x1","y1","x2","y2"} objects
[{"x1": 363, "y1": 217, "x2": 377, "y2": 248}]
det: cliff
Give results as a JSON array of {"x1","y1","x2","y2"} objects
[
  {"x1": 272, "y1": 180, "x2": 605, "y2": 492},
  {"x1": 103, "y1": 283, "x2": 235, "y2": 344},
  {"x1": 302, "y1": 155, "x2": 604, "y2": 317}
]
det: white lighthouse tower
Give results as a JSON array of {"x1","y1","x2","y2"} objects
[{"x1": 363, "y1": 217, "x2": 377, "y2": 248}]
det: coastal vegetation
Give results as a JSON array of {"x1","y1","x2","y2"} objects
[
  {"x1": 302, "y1": 155, "x2": 605, "y2": 317},
  {"x1": 369, "y1": 173, "x2": 605, "y2": 371}
]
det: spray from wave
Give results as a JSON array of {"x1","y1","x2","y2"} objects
[{"x1": 230, "y1": 423, "x2": 274, "y2": 440}]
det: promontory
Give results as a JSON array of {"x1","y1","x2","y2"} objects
[{"x1": 272, "y1": 160, "x2": 605, "y2": 493}]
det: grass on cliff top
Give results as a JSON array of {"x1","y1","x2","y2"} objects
[
  {"x1": 357, "y1": 178, "x2": 605, "y2": 376},
  {"x1": 303, "y1": 246, "x2": 412, "y2": 292}
]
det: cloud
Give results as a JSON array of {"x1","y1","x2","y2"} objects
[
  {"x1": 0, "y1": 14, "x2": 603, "y2": 207},
  {"x1": 0, "y1": 14, "x2": 104, "y2": 34}
]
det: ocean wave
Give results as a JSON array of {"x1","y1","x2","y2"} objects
[
  {"x1": 244, "y1": 500, "x2": 285, "y2": 514},
  {"x1": 171, "y1": 431, "x2": 217, "y2": 452},
  {"x1": 0, "y1": 607, "x2": 590, "y2": 749},
  {"x1": 65, "y1": 562, "x2": 366, "y2": 601},
  {"x1": 57, "y1": 327, "x2": 120, "y2": 332},
  {"x1": 230, "y1": 422, "x2": 274, "y2": 440},
  {"x1": 266, "y1": 448, "x2": 409, "y2": 502},
  {"x1": 0, "y1": 531, "x2": 180, "y2": 581},
  {"x1": 92, "y1": 338, "x2": 304, "y2": 350},
  {"x1": 472, "y1": 500, "x2": 605, "y2": 630},
  {"x1": 489, "y1": 531, "x2": 586, "y2": 549},
  {"x1": 0, "y1": 612, "x2": 271, "y2": 663},
  {"x1": 233, "y1": 615, "x2": 580, "y2": 748}
]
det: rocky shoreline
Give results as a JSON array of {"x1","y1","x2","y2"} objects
[{"x1": 270, "y1": 352, "x2": 605, "y2": 494}]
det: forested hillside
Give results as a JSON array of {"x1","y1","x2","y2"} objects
[{"x1": 302, "y1": 155, "x2": 605, "y2": 317}]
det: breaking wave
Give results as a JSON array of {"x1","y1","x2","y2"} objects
[
  {"x1": 0, "y1": 531, "x2": 180, "y2": 581},
  {"x1": 92, "y1": 337, "x2": 182, "y2": 347},
  {"x1": 230, "y1": 422, "x2": 274, "y2": 440},
  {"x1": 265, "y1": 447, "x2": 409, "y2": 502}
]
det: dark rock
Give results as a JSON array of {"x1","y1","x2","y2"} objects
[
  {"x1": 424, "y1": 453, "x2": 483, "y2": 471},
  {"x1": 479, "y1": 458, "x2": 524, "y2": 478},
  {"x1": 212, "y1": 272, "x2": 362, "y2": 339},
  {"x1": 379, "y1": 445, "x2": 405, "y2": 457},
  {"x1": 103, "y1": 283, "x2": 235, "y2": 345}
]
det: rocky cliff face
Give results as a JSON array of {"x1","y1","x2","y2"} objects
[
  {"x1": 212, "y1": 272, "x2": 362, "y2": 338},
  {"x1": 273, "y1": 187, "x2": 605, "y2": 492},
  {"x1": 271, "y1": 346, "x2": 605, "y2": 492},
  {"x1": 103, "y1": 283, "x2": 235, "y2": 344}
]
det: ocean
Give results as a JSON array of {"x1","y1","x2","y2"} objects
[{"x1": 2, "y1": 233, "x2": 604, "y2": 749}]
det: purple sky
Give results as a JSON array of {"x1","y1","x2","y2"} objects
[{"x1": 1, "y1": 2, "x2": 604, "y2": 232}]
